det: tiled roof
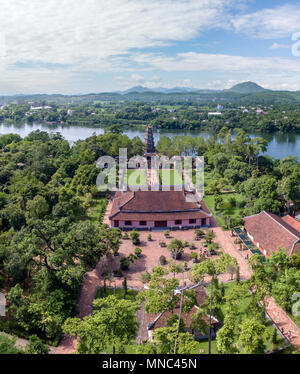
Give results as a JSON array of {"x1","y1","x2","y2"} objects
[
  {"x1": 110, "y1": 191, "x2": 134, "y2": 217},
  {"x1": 109, "y1": 190, "x2": 211, "y2": 220},
  {"x1": 282, "y1": 215, "x2": 300, "y2": 233},
  {"x1": 243, "y1": 211, "x2": 300, "y2": 256},
  {"x1": 145, "y1": 285, "x2": 217, "y2": 331}
]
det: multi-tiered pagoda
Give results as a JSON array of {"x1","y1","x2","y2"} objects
[
  {"x1": 108, "y1": 125, "x2": 212, "y2": 230},
  {"x1": 144, "y1": 125, "x2": 156, "y2": 155}
]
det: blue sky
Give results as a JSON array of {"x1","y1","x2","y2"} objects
[{"x1": 1, "y1": 0, "x2": 300, "y2": 94}]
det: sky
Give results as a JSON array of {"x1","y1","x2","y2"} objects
[{"x1": 1, "y1": 0, "x2": 300, "y2": 94}]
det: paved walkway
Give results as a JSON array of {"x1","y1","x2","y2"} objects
[
  {"x1": 0, "y1": 333, "x2": 57, "y2": 354},
  {"x1": 210, "y1": 217, "x2": 300, "y2": 352},
  {"x1": 265, "y1": 297, "x2": 300, "y2": 351},
  {"x1": 147, "y1": 168, "x2": 159, "y2": 187},
  {"x1": 102, "y1": 194, "x2": 114, "y2": 225}
]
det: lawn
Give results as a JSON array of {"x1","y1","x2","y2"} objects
[
  {"x1": 159, "y1": 169, "x2": 183, "y2": 185},
  {"x1": 193, "y1": 338, "x2": 218, "y2": 354},
  {"x1": 95, "y1": 287, "x2": 137, "y2": 301},
  {"x1": 83, "y1": 197, "x2": 108, "y2": 226},
  {"x1": 206, "y1": 281, "x2": 286, "y2": 353},
  {"x1": 203, "y1": 193, "x2": 244, "y2": 230},
  {"x1": 288, "y1": 312, "x2": 300, "y2": 330},
  {"x1": 126, "y1": 169, "x2": 148, "y2": 186}
]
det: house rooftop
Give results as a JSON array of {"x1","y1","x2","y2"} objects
[
  {"x1": 243, "y1": 211, "x2": 300, "y2": 256},
  {"x1": 145, "y1": 284, "x2": 218, "y2": 332},
  {"x1": 282, "y1": 215, "x2": 300, "y2": 233},
  {"x1": 109, "y1": 189, "x2": 211, "y2": 221}
]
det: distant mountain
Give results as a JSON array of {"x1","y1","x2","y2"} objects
[
  {"x1": 119, "y1": 83, "x2": 267, "y2": 95},
  {"x1": 226, "y1": 81, "x2": 267, "y2": 94},
  {"x1": 121, "y1": 86, "x2": 153, "y2": 94},
  {"x1": 119, "y1": 86, "x2": 199, "y2": 94},
  {"x1": 2, "y1": 81, "x2": 300, "y2": 105}
]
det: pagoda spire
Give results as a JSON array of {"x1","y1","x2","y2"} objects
[{"x1": 144, "y1": 125, "x2": 156, "y2": 155}]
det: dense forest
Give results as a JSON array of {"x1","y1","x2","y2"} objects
[
  {"x1": 0, "y1": 131, "x2": 143, "y2": 347},
  {"x1": 1, "y1": 101, "x2": 300, "y2": 134}
]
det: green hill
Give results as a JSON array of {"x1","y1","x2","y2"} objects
[{"x1": 226, "y1": 81, "x2": 266, "y2": 94}]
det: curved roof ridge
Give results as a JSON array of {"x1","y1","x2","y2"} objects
[{"x1": 264, "y1": 211, "x2": 300, "y2": 240}]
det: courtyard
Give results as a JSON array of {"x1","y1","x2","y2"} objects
[
  {"x1": 56, "y1": 211, "x2": 300, "y2": 354},
  {"x1": 103, "y1": 227, "x2": 248, "y2": 289}
]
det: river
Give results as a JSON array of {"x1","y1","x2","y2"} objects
[{"x1": 0, "y1": 122, "x2": 299, "y2": 161}]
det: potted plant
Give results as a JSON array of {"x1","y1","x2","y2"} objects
[
  {"x1": 130, "y1": 230, "x2": 140, "y2": 245},
  {"x1": 147, "y1": 234, "x2": 152, "y2": 241},
  {"x1": 134, "y1": 247, "x2": 142, "y2": 257},
  {"x1": 190, "y1": 252, "x2": 198, "y2": 263},
  {"x1": 120, "y1": 256, "x2": 130, "y2": 271},
  {"x1": 123, "y1": 232, "x2": 130, "y2": 240},
  {"x1": 159, "y1": 240, "x2": 167, "y2": 248},
  {"x1": 189, "y1": 242, "x2": 196, "y2": 250},
  {"x1": 164, "y1": 230, "x2": 170, "y2": 238},
  {"x1": 114, "y1": 268, "x2": 123, "y2": 277},
  {"x1": 159, "y1": 255, "x2": 167, "y2": 265},
  {"x1": 194, "y1": 229, "x2": 204, "y2": 240},
  {"x1": 129, "y1": 253, "x2": 138, "y2": 263},
  {"x1": 205, "y1": 230, "x2": 214, "y2": 244},
  {"x1": 208, "y1": 243, "x2": 218, "y2": 255}
]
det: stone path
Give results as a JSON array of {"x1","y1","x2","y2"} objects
[
  {"x1": 102, "y1": 194, "x2": 114, "y2": 225},
  {"x1": 147, "y1": 168, "x2": 159, "y2": 187},
  {"x1": 213, "y1": 229, "x2": 252, "y2": 280},
  {"x1": 55, "y1": 266, "x2": 103, "y2": 354},
  {"x1": 265, "y1": 297, "x2": 300, "y2": 351},
  {"x1": 210, "y1": 217, "x2": 300, "y2": 352}
]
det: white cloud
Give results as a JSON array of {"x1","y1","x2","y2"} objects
[
  {"x1": 126, "y1": 51, "x2": 300, "y2": 90},
  {"x1": 232, "y1": 4, "x2": 300, "y2": 39},
  {"x1": 114, "y1": 74, "x2": 163, "y2": 89},
  {"x1": 0, "y1": 0, "x2": 232, "y2": 68},
  {"x1": 269, "y1": 43, "x2": 292, "y2": 50},
  {"x1": 1, "y1": 1, "x2": 300, "y2": 93},
  {"x1": 130, "y1": 51, "x2": 300, "y2": 74},
  {"x1": 0, "y1": 0, "x2": 240, "y2": 92}
]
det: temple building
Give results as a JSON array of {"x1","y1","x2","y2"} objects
[
  {"x1": 243, "y1": 211, "x2": 300, "y2": 256},
  {"x1": 109, "y1": 189, "x2": 211, "y2": 229},
  {"x1": 108, "y1": 125, "x2": 212, "y2": 230}
]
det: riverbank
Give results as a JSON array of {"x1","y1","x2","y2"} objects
[{"x1": 1, "y1": 122, "x2": 300, "y2": 160}]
